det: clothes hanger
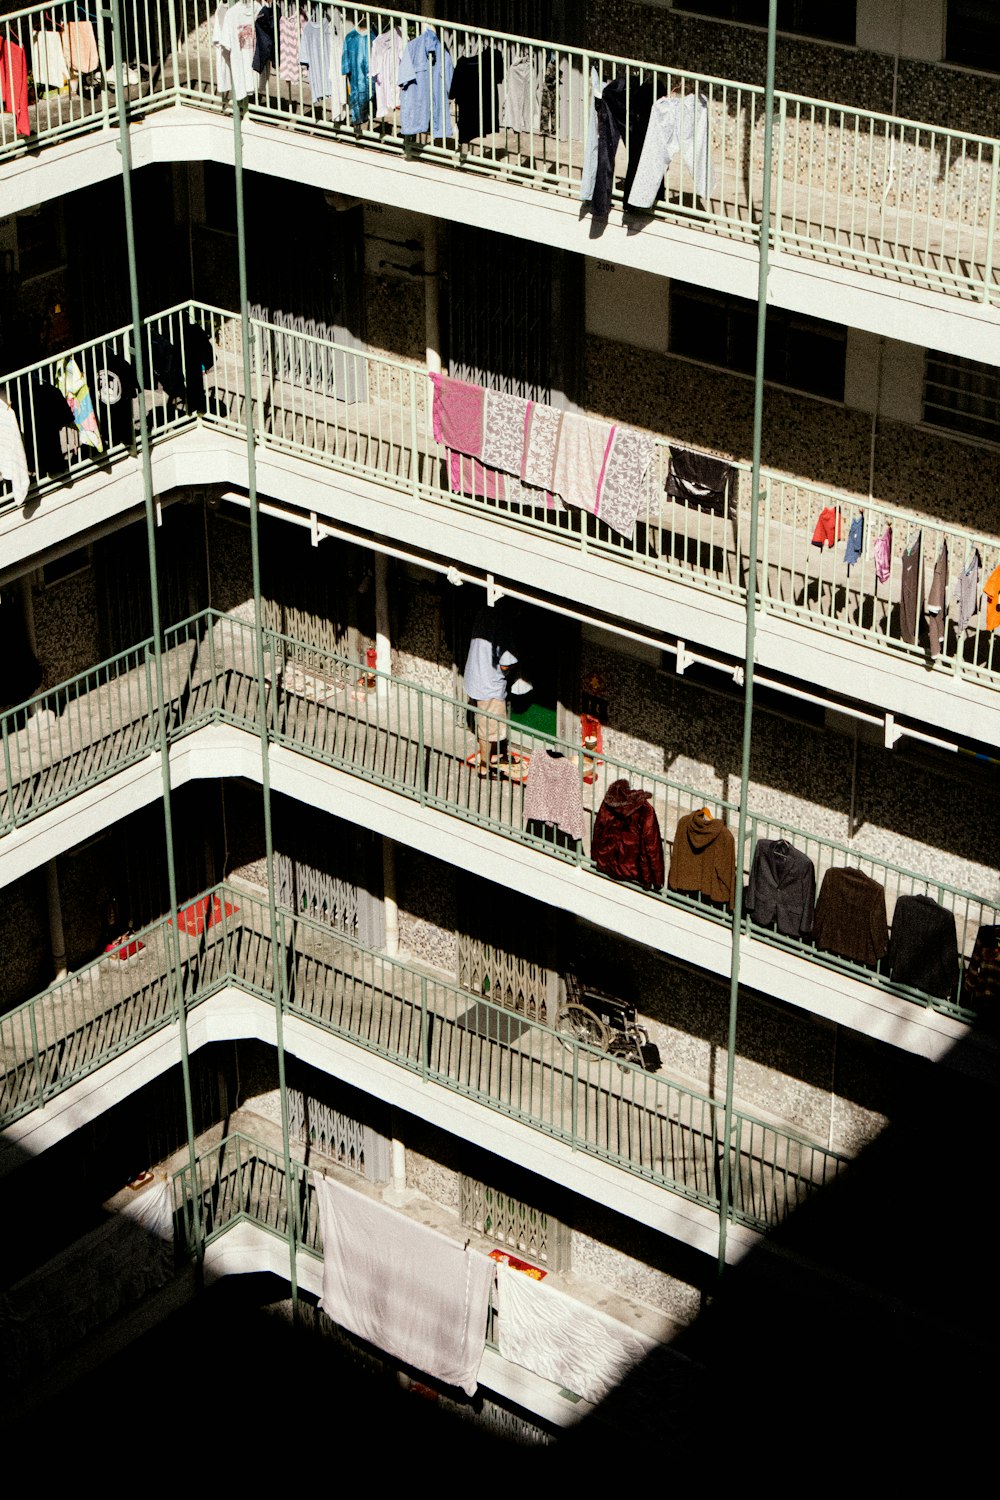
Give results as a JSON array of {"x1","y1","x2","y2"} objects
[{"x1": 699, "y1": 805, "x2": 712, "y2": 818}]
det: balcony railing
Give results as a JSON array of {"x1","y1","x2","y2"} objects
[
  {"x1": 0, "y1": 877, "x2": 850, "y2": 1234},
  {"x1": 1, "y1": 5, "x2": 998, "y2": 304},
  {"x1": 3, "y1": 301, "x2": 999, "y2": 693},
  {"x1": 0, "y1": 609, "x2": 995, "y2": 1023}
]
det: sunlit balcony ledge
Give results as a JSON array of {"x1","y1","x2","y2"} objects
[
  {"x1": 0, "y1": 721, "x2": 985, "y2": 1070},
  {"x1": 6, "y1": 418, "x2": 997, "y2": 749},
  {"x1": 4, "y1": 103, "x2": 1000, "y2": 363}
]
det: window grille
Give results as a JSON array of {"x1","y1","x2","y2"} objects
[
  {"x1": 288, "y1": 1088, "x2": 390, "y2": 1183},
  {"x1": 923, "y1": 351, "x2": 1000, "y2": 445},
  {"x1": 460, "y1": 1176, "x2": 570, "y2": 1271}
]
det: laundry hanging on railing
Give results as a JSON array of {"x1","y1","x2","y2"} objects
[
  {"x1": 81, "y1": 346, "x2": 139, "y2": 450},
  {"x1": 885, "y1": 894, "x2": 959, "y2": 1000},
  {"x1": 985, "y1": 560, "x2": 1000, "y2": 631},
  {"x1": 252, "y1": 3, "x2": 275, "y2": 73},
  {"x1": 954, "y1": 549, "x2": 981, "y2": 632},
  {"x1": 899, "y1": 531, "x2": 923, "y2": 644},
  {"x1": 665, "y1": 445, "x2": 733, "y2": 517},
  {"x1": 11, "y1": 377, "x2": 75, "y2": 477},
  {"x1": 812, "y1": 867, "x2": 889, "y2": 966},
  {"x1": 498, "y1": 49, "x2": 543, "y2": 133},
  {"x1": 31, "y1": 28, "x2": 70, "y2": 96},
  {"x1": 276, "y1": 5, "x2": 302, "y2": 85},
  {"x1": 925, "y1": 540, "x2": 949, "y2": 657},
  {"x1": 398, "y1": 27, "x2": 454, "y2": 138},
  {"x1": 0, "y1": 35, "x2": 30, "y2": 137},
  {"x1": 494, "y1": 1259, "x2": 657, "y2": 1405},
  {"x1": 667, "y1": 808, "x2": 736, "y2": 910},
  {"x1": 370, "y1": 25, "x2": 403, "y2": 119},
  {"x1": 429, "y1": 372, "x2": 656, "y2": 539},
  {"x1": 811, "y1": 506, "x2": 841, "y2": 549},
  {"x1": 627, "y1": 89, "x2": 715, "y2": 206},
  {"x1": 874, "y1": 522, "x2": 892, "y2": 583},
  {"x1": 0, "y1": 396, "x2": 30, "y2": 506},
  {"x1": 341, "y1": 22, "x2": 373, "y2": 124},
  {"x1": 523, "y1": 748, "x2": 585, "y2": 842},
  {"x1": 843, "y1": 514, "x2": 864, "y2": 566},
  {"x1": 216, "y1": 0, "x2": 262, "y2": 101},
  {"x1": 299, "y1": 15, "x2": 346, "y2": 113},
  {"x1": 592, "y1": 779, "x2": 665, "y2": 891},
  {"x1": 449, "y1": 48, "x2": 505, "y2": 144},
  {"x1": 54, "y1": 357, "x2": 103, "y2": 453},
  {"x1": 314, "y1": 1173, "x2": 493, "y2": 1397},
  {"x1": 746, "y1": 837, "x2": 816, "y2": 938},
  {"x1": 579, "y1": 72, "x2": 626, "y2": 218}
]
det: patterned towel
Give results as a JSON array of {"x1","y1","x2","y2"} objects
[
  {"x1": 598, "y1": 427, "x2": 656, "y2": 538},
  {"x1": 429, "y1": 371, "x2": 485, "y2": 455},
  {"x1": 55, "y1": 357, "x2": 104, "y2": 453},
  {"x1": 551, "y1": 411, "x2": 615, "y2": 516},
  {"x1": 482, "y1": 388, "x2": 530, "y2": 474},
  {"x1": 522, "y1": 401, "x2": 562, "y2": 491}
]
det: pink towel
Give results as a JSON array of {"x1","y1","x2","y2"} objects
[
  {"x1": 448, "y1": 450, "x2": 506, "y2": 501},
  {"x1": 874, "y1": 524, "x2": 892, "y2": 584},
  {"x1": 430, "y1": 372, "x2": 485, "y2": 455}
]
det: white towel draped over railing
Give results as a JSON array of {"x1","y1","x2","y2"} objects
[{"x1": 314, "y1": 1174, "x2": 494, "y2": 1396}]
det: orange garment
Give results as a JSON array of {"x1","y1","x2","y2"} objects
[{"x1": 985, "y1": 563, "x2": 1000, "y2": 631}]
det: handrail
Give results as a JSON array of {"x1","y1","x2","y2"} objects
[
  {"x1": 3, "y1": 3, "x2": 998, "y2": 305},
  {"x1": 0, "y1": 610, "x2": 995, "y2": 1025},
  {"x1": 0, "y1": 880, "x2": 851, "y2": 1237},
  {"x1": 3, "y1": 300, "x2": 999, "y2": 691}
]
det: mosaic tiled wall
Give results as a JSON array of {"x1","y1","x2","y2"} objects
[
  {"x1": 583, "y1": 335, "x2": 1000, "y2": 532},
  {"x1": 31, "y1": 564, "x2": 102, "y2": 692},
  {"x1": 391, "y1": 566, "x2": 459, "y2": 697}
]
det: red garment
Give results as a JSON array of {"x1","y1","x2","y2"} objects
[
  {"x1": 592, "y1": 779, "x2": 665, "y2": 891},
  {"x1": 0, "y1": 38, "x2": 30, "y2": 139},
  {"x1": 811, "y1": 506, "x2": 842, "y2": 549}
]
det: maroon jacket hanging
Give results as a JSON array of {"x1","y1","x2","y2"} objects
[{"x1": 592, "y1": 779, "x2": 665, "y2": 891}]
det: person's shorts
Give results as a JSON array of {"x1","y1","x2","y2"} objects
[{"x1": 475, "y1": 698, "x2": 507, "y2": 742}]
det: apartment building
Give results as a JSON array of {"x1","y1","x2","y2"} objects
[{"x1": 0, "y1": 0, "x2": 996, "y2": 1462}]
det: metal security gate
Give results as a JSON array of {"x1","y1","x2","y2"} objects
[
  {"x1": 458, "y1": 888, "x2": 556, "y2": 1022},
  {"x1": 274, "y1": 804, "x2": 385, "y2": 950},
  {"x1": 447, "y1": 226, "x2": 553, "y2": 402}
]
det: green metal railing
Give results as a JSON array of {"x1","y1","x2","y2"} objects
[
  {"x1": 1, "y1": 609, "x2": 995, "y2": 1019},
  {"x1": 3, "y1": 4, "x2": 999, "y2": 304},
  {"x1": 3, "y1": 301, "x2": 999, "y2": 689},
  {"x1": 0, "y1": 878, "x2": 850, "y2": 1236}
]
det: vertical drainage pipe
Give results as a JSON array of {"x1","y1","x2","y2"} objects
[
  {"x1": 717, "y1": 0, "x2": 778, "y2": 1276},
  {"x1": 231, "y1": 88, "x2": 299, "y2": 1311},
  {"x1": 109, "y1": 0, "x2": 201, "y2": 1258}
]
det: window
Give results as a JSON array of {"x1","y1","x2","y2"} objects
[
  {"x1": 946, "y1": 1, "x2": 1000, "y2": 72},
  {"x1": 923, "y1": 351, "x2": 1000, "y2": 444},
  {"x1": 669, "y1": 283, "x2": 847, "y2": 401},
  {"x1": 679, "y1": 2, "x2": 856, "y2": 45}
]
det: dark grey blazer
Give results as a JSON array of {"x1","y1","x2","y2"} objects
[{"x1": 747, "y1": 838, "x2": 816, "y2": 938}]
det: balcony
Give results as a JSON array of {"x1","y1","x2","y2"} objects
[
  {"x1": 0, "y1": 877, "x2": 849, "y2": 1249},
  {"x1": 2, "y1": 303, "x2": 999, "y2": 745},
  {"x1": 1, "y1": 4, "x2": 999, "y2": 346},
  {"x1": 0, "y1": 611, "x2": 996, "y2": 1047}
]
